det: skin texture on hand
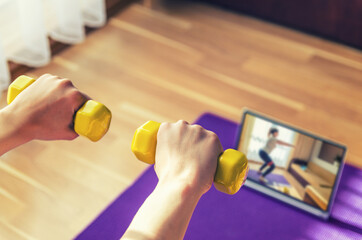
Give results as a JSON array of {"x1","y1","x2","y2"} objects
[
  {"x1": 122, "y1": 120, "x2": 223, "y2": 240},
  {"x1": 0, "y1": 74, "x2": 88, "y2": 156},
  {"x1": 155, "y1": 120, "x2": 223, "y2": 196}
]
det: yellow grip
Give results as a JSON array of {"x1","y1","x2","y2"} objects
[
  {"x1": 131, "y1": 121, "x2": 249, "y2": 195},
  {"x1": 7, "y1": 75, "x2": 112, "y2": 142}
]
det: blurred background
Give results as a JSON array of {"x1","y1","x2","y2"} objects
[{"x1": 0, "y1": 0, "x2": 361, "y2": 239}]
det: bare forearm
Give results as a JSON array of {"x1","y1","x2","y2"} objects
[
  {"x1": 277, "y1": 140, "x2": 294, "y2": 147},
  {"x1": 122, "y1": 180, "x2": 202, "y2": 240}
]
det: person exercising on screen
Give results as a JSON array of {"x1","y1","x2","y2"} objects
[
  {"x1": 257, "y1": 128, "x2": 294, "y2": 183},
  {"x1": 0, "y1": 74, "x2": 223, "y2": 240}
]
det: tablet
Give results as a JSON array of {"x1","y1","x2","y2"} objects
[{"x1": 235, "y1": 109, "x2": 347, "y2": 219}]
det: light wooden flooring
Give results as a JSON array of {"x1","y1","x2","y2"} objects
[{"x1": 0, "y1": 1, "x2": 361, "y2": 239}]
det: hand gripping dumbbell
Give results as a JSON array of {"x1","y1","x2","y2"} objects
[
  {"x1": 7, "y1": 75, "x2": 111, "y2": 142},
  {"x1": 131, "y1": 121, "x2": 249, "y2": 195}
]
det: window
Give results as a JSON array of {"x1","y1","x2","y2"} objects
[{"x1": 246, "y1": 118, "x2": 295, "y2": 168}]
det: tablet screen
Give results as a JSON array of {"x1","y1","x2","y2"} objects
[{"x1": 236, "y1": 110, "x2": 346, "y2": 218}]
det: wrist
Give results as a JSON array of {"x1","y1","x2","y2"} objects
[
  {"x1": 156, "y1": 163, "x2": 214, "y2": 198},
  {"x1": 1, "y1": 107, "x2": 18, "y2": 136},
  {"x1": 0, "y1": 106, "x2": 33, "y2": 150},
  {"x1": 156, "y1": 177, "x2": 204, "y2": 203},
  {"x1": 5, "y1": 103, "x2": 37, "y2": 139},
  {"x1": 123, "y1": 173, "x2": 203, "y2": 240}
]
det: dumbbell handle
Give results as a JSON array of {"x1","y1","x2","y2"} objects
[
  {"x1": 131, "y1": 121, "x2": 249, "y2": 195},
  {"x1": 7, "y1": 75, "x2": 111, "y2": 142}
]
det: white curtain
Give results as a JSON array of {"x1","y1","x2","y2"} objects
[{"x1": 0, "y1": 0, "x2": 106, "y2": 97}]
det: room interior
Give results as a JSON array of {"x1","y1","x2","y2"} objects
[
  {"x1": 288, "y1": 135, "x2": 344, "y2": 210},
  {"x1": 0, "y1": 0, "x2": 361, "y2": 239},
  {"x1": 240, "y1": 114, "x2": 344, "y2": 210}
]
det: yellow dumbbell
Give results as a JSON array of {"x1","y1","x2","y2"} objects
[
  {"x1": 7, "y1": 75, "x2": 112, "y2": 142},
  {"x1": 131, "y1": 121, "x2": 249, "y2": 195}
]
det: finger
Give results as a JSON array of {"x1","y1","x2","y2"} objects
[
  {"x1": 82, "y1": 92, "x2": 91, "y2": 101},
  {"x1": 174, "y1": 120, "x2": 189, "y2": 134},
  {"x1": 68, "y1": 89, "x2": 89, "y2": 112},
  {"x1": 63, "y1": 130, "x2": 79, "y2": 141},
  {"x1": 206, "y1": 130, "x2": 223, "y2": 151},
  {"x1": 190, "y1": 124, "x2": 204, "y2": 135}
]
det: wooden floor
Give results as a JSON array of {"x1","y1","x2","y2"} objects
[{"x1": 0, "y1": 1, "x2": 361, "y2": 239}]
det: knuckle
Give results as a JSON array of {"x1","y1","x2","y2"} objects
[
  {"x1": 39, "y1": 73, "x2": 52, "y2": 79},
  {"x1": 37, "y1": 74, "x2": 53, "y2": 82},
  {"x1": 158, "y1": 122, "x2": 171, "y2": 139},
  {"x1": 58, "y1": 78, "x2": 73, "y2": 88},
  {"x1": 68, "y1": 89, "x2": 82, "y2": 101},
  {"x1": 40, "y1": 73, "x2": 62, "y2": 82},
  {"x1": 176, "y1": 120, "x2": 188, "y2": 125},
  {"x1": 191, "y1": 124, "x2": 203, "y2": 132},
  {"x1": 159, "y1": 122, "x2": 170, "y2": 131},
  {"x1": 208, "y1": 132, "x2": 220, "y2": 143},
  {"x1": 207, "y1": 130, "x2": 218, "y2": 139}
]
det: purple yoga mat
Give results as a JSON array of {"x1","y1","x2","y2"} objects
[
  {"x1": 75, "y1": 113, "x2": 362, "y2": 240},
  {"x1": 247, "y1": 169, "x2": 290, "y2": 186}
]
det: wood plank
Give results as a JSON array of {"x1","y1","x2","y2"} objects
[{"x1": 0, "y1": 1, "x2": 361, "y2": 239}]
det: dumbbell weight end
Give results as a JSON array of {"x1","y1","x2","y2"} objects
[
  {"x1": 7, "y1": 75, "x2": 112, "y2": 142},
  {"x1": 131, "y1": 121, "x2": 249, "y2": 195}
]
